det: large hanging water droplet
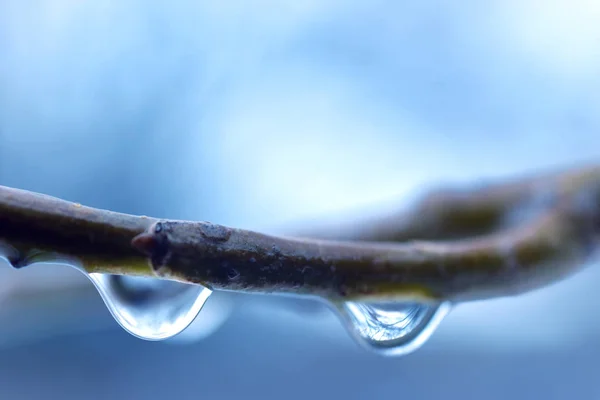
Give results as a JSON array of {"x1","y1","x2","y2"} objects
[
  {"x1": 0, "y1": 244, "x2": 212, "y2": 341},
  {"x1": 337, "y1": 300, "x2": 451, "y2": 356},
  {"x1": 87, "y1": 274, "x2": 211, "y2": 341}
]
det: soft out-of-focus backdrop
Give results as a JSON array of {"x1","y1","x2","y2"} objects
[{"x1": 2, "y1": 0, "x2": 600, "y2": 398}]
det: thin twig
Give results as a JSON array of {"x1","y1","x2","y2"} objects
[{"x1": 1, "y1": 163, "x2": 599, "y2": 303}]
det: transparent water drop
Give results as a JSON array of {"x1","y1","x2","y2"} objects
[
  {"x1": 168, "y1": 291, "x2": 233, "y2": 344},
  {"x1": 337, "y1": 300, "x2": 451, "y2": 356},
  {"x1": 87, "y1": 274, "x2": 211, "y2": 341},
  {"x1": 0, "y1": 244, "x2": 212, "y2": 341},
  {"x1": 0, "y1": 241, "x2": 21, "y2": 266}
]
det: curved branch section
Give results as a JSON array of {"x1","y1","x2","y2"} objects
[
  {"x1": 1, "y1": 163, "x2": 600, "y2": 303},
  {"x1": 132, "y1": 200, "x2": 599, "y2": 302},
  {"x1": 304, "y1": 165, "x2": 600, "y2": 242}
]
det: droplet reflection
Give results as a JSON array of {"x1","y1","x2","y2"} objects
[{"x1": 337, "y1": 300, "x2": 451, "y2": 356}]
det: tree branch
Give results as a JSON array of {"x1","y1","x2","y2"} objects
[{"x1": 1, "y1": 163, "x2": 599, "y2": 303}]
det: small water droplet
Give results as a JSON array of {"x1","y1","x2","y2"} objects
[
  {"x1": 336, "y1": 300, "x2": 451, "y2": 356},
  {"x1": 0, "y1": 242, "x2": 77, "y2": 269},
  {"x1": 0, "y1": 241, "x2": 21, "y2": 266}
]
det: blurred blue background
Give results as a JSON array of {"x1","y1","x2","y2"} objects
[{"x1": 2, "y1": 0, "x2": 600, "y2": 398}]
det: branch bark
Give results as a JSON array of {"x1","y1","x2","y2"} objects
[{"x1": 1, "y1": 163, "x2": 599, "y2": 303}]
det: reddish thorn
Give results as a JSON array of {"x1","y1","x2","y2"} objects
[{"x1": 131, "y1": 233, "x2": 157, "y2": 256}]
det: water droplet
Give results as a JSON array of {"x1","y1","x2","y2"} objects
[
  {"x1": 0, "y1": 241, "x2": 20, "y2": 265},
  {"x1": 0, "y1": 244, "x2": 212, "y2": 341},
  {"x1": 336, "y1": 300, "x2": 451, "y2": 356},
  {"x1": 0, "y1": 242, "x2": 76, "y2": 269},
  {"x1": 87, "y1": 274, "x2": 212, "y2": 341}
]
